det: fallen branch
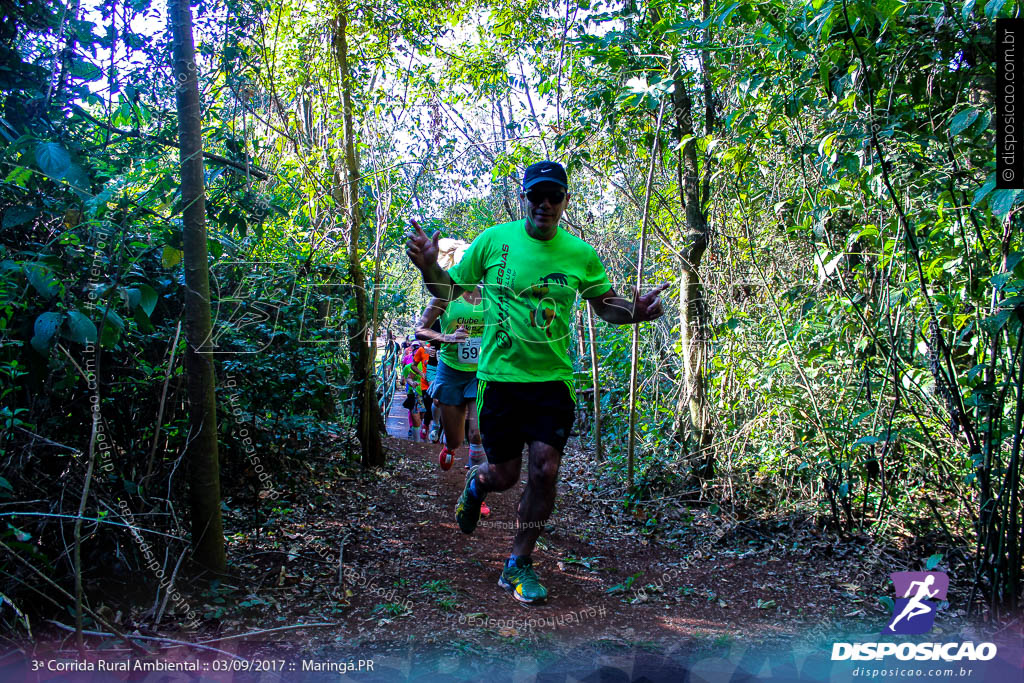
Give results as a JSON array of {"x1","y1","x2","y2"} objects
[
  {"x1": 46, "y1": 621, "x2": 245, "y2": 660},
  {"x1": 13, "y1": 426, "x2": 81, "y2": 454},
  {"x1": 197, "y1": 622, "x2": 339, "y2": 645},
  {"x1": 0, "y1": 540, "x2": 146, "y2": 654}
]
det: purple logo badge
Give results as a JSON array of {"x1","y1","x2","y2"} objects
[{"x1": 883, "y1": 572, "x2": 949, "y2": 635}]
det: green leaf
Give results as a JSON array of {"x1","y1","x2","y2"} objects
[
  {"x1": 124, "y1": 287, "x2": 141, "y2": 311},
  {"x1": 136, "y1": 284, "x2": 158, "y2": 316},
  {"x1": 99, "y1": 309, "x2": 125, "y2": 348},
  {"x1": 925, "y1": 553, "x2": 943, "y2": 570},
  {"x1": 31, "y1": 312, "x2": 63, "y2": 354},
  {"x1": 161, "y1": 246, "x2": 183, "y2": 269},
  {"x1": 2, "y1": 206, "x2": 38, "y2": 229},
  {"x1": 714, "y1": 1, "x2": 741, "y2": 26},
  {"x1": 0, "y1": 476, "x2": 12, "y2": 498},
  {"x1": 63, "y1": 164, "x2": 91, "y2": 198},
  {"x1": 985, "y1": 0, "x2": 1007, "y2": 18},
  {"x1": 69, "y1": 59, "x2": 102, "y2": 81},
  {"x1": 981, "y1": 310, "x2": 1012, "y2": 334},
  {"x1": 23, "y1": 263, "x2": 60, "y2": 298},
  {"x1": 972, "y1": 174, "x2": 996, "y2": 207},
  {"x1": 962, "y1": 0, "x2": 977, "y2": 20},
  {"x1": 1004, "y1": 251, "x2": 1023, "y2": 273},
  {"x1": 35, "y1": 142, "x2": 71, "y2": 180},
  {"x1": 133, "y1": 307, "x2": 155, "y2": 333},
  {"x1": 990, "y1": 189, "x2": 1022, "y2": 218},
  {"x1": 992, "y1": 272, "x2": 1013, "y2": 290},
  {"x1": 950, "y1": 108, "x2": 978, "y2": 136},
  {"x1": 65, "y1": 311, "x2": 98, "y2": 344}
]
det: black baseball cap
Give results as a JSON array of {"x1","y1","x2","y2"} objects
[{"x1": 522, "y1": 161, "x2": 568, "y2": 190}]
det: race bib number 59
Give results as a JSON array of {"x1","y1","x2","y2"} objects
[{"x1": 458, "y1": 337, "x2": 481, "y2": 363}]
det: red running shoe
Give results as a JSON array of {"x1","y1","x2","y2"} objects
[{"x1": 439, "y1": 446, "x2": 454, "y2": 471}]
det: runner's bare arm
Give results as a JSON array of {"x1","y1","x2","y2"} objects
[
  {"x1": 586, "y1": 284, "x2": 669, "y2": 324},
  {"x1": 405, "y1": 220, "x2": 464, "y2": 300},
  {"x1": 414, "y1": 298, "x2": 465, "y2": 344}
]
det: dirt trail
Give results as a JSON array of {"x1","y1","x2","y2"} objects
[
  {"x1": 329, "y1": 389, "x2": 878, "y2": 650},
  {"x1": 21, "y1": 388, "x2": 1019, "y2": 680}
]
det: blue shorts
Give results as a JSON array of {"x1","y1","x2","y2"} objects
[{"x1": 428, "y1": 360, "x2": 477, "y2": 405}]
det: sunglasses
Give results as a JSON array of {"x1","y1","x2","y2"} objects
[{"x1": 526, "y1": 188, "x2": 566, "y2": 205}]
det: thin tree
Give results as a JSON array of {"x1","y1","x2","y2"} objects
[
  {"x1": 627, "y1": 102, "x2": 665, "y2": 490},
  {"x1": 670, "y1": 10, "x2": 716, "y2": 481},
  {"x1": 169, "y1": 0, "x2": 226, "y2": 571},
  {"x1": 333, "y1": 8, "x2": 384, "y2": 467}
]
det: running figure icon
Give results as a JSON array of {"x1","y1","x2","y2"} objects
[
  {"x1": 882, "y1": 571, "x2": 948, "y2": 635},
  {"x1": 887, "y1": 575, "x2": 938, "y2": 631}
]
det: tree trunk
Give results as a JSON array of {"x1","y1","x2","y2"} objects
[
  {"x1": 169, "y1": 0, "x2": 226, "y2": 572},
  {"x1": 671, "y1": 68, "x2": 714, "y2": 481},
  {"x1": 334, "y1": 11, "x2": 384, "y2": 467}
]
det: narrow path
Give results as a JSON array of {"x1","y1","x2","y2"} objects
[
  {"x1": 201, "y1": 402, "x2": 1005, "y2": 673},
  {"x1": 314, "y1": 407, "x2": 886, "y2": 651}
]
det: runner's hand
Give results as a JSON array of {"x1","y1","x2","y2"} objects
[
  {"x1": 634, "y1": 284, "x2": 669, "y2": 322},
  {"x1": 444, "y1": 326, "x2": 469, "y2": 345},
  {"x1": 405, "y1": 219, "x2": 440, "y2": 271}
]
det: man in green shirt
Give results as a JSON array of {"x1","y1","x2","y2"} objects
[{"x1": 405, "y1": 161, "x2": 667, "y2": 604}]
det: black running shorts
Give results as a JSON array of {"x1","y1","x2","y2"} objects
[{"x1": 477, "y1": 380, "x2": 576, "y2": 464}]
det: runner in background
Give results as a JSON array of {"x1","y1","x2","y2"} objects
[
  {"x1": 411, "y1": 341, "x2": 433, "y2": 440},
  {"x1": 423, "y1": 326, "x2": 442, "y2": 442},
  {"x1": 415, "y1": 239, "x2": 489, "y2": 514},
  {"x1": 401, "y1": 346, "x2": 424, "y2": 439}
]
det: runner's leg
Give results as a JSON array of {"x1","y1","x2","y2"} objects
[
  {"x1": 466, "y1": 398, "x2": 485, "y2": 465},
  {"x1": 440, "y1": 402, "x2": 467, "y2": 456},
  {"x1": 431, "y1": 399, "x2": 442, "y2": 442},
  {"x1": 474, "y1": 456, "x2": 520, "y2": 494},
  {"x1": 512, "y1": 441, "x2": 560, "y2": 557},
  {"x1": 419, "y1": 388, "x2": 431, "y2": 438},
  {"x1": 464, "y1": 400, "x2": 488, "y2": 514}
]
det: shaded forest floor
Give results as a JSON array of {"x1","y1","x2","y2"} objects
[{"x1": 20, "y1": 392, "x2": 1024, "y2": 679}]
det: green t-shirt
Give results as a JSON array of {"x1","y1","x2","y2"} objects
[
  {"x1": 402, "y1": 361, "x2": 423, "y2": 387},
  {"x1": 438, "y1": 295, "x2": 487, "y2": 372},
  {"x1": 448, "y1": 219, "x2": 612, "y2": 383}
]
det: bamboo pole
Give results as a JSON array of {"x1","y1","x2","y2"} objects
[{"x1": 627, "y1": 101, "x2": 665, "y2": 492}]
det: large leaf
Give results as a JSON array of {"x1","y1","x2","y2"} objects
[
  {"x1": 985, "y1": 0, "x2": 1007, "y2": 18},
  {"x1": 950, "y1": 108, "x2": 978, "y2": 136},
  {"x1": 136, "y1": 284, "x2": 158, "y2": 317},
  {"x1": 990, "y1": 188, "x2": 1022, "y2": 218},
  {"x1": 35, "y1": 142, "x2": 71, "y2": 180},
  {"x1": 2, "y1": 206, "x2": 38, "y2": 229},
  {"x1": 31, "y1": 312, "x2": 63, "y2": 354},
  {"x1": 69, "y1": 58, "x2": 102, "y2": 82},
  {"x1": 162, "y1": 246, "x2": 183, "y2": 269},
  {"x1": 123, "y1": 287, "x2": 141, "y2": 311},
  {"x1": 23, "y1": 263, "x2": 60, "y2": 298},
  {"x1": 972, "y1": 174, "x2": 996, "y2": 207},
  {"x1": 99, "y1": 308, "x2": 125, "y2": 348},
  {"x1": 65, "y1": 310, "x2": 98, "y2": 344}
]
